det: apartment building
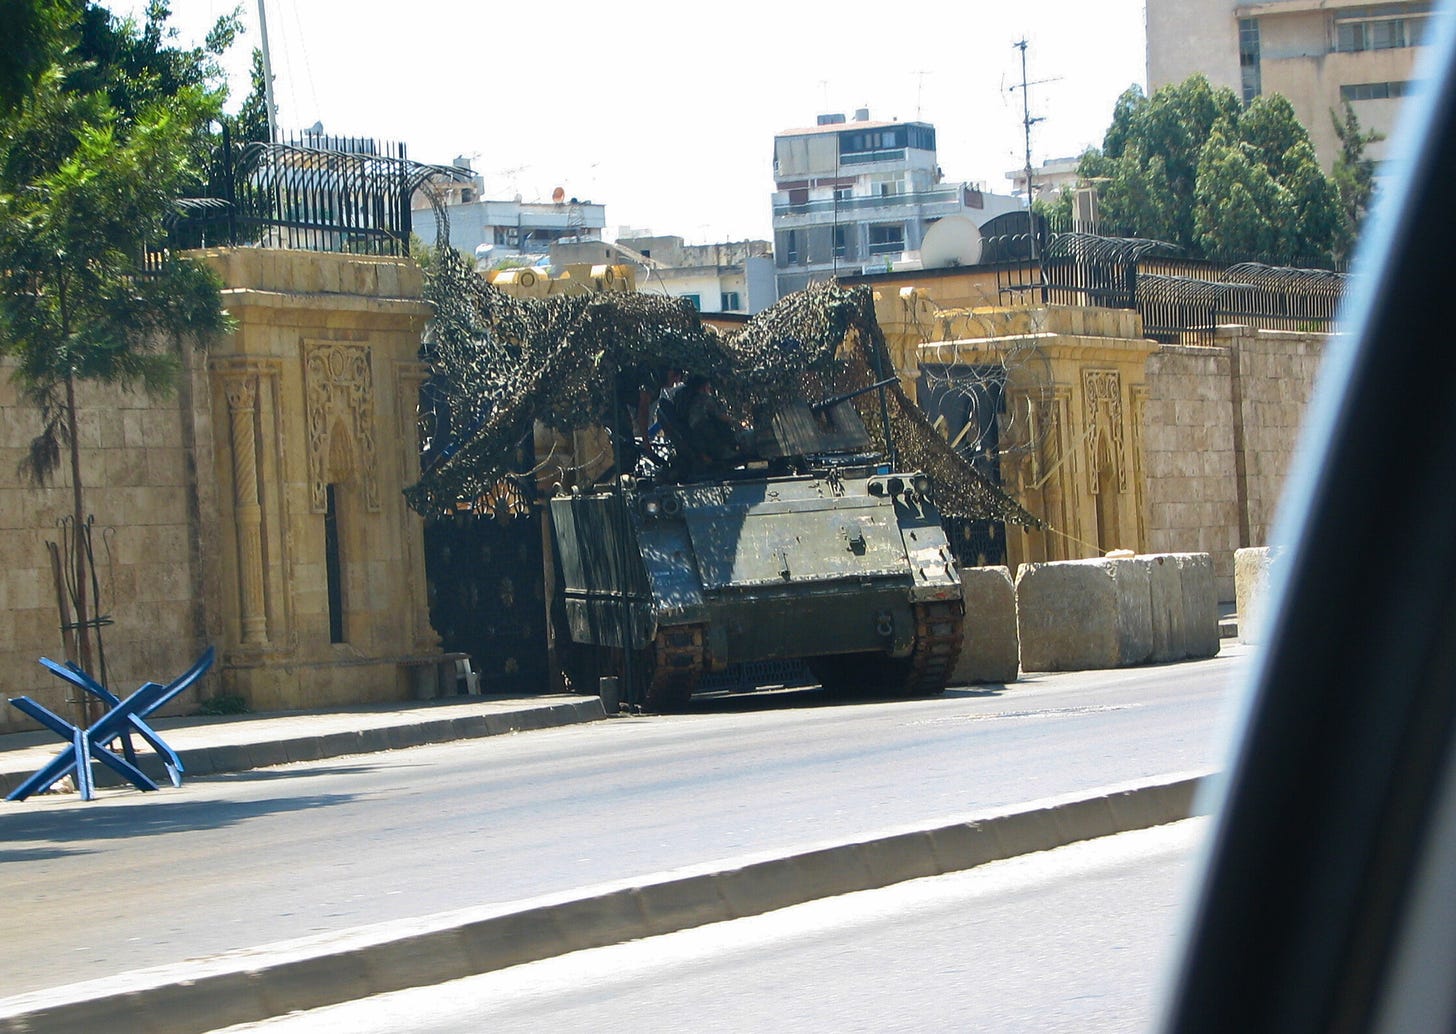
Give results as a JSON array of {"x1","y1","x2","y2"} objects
[
  {"x1": 412, "y1": 158, "x2": 606, "y2": 266},
  {"x1": 770, "y1": 110, "x2": 1022, "y2": 297},
  {"x1": 1147, "y1": 0, "x2": 1433, "y2": 166},
  {"x1": 550, "y1": 235, "x2": 777, "y2": 315}
]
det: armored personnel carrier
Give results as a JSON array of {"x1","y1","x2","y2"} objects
[{"x1": 550, "y1": 390, "x2": 965, "y2": 711}]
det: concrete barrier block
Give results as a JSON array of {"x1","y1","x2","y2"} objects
[
  {"x1": 1146, "y1": 552, "x2": 1219, "y2": 662},
  {"x1": 951, "y1": 566, "x2": 1019, "y2": 684},
  {"x1": 1018, "y1": 554, "x2": 1219, "y2": 671},
  {"x1": 1147, "y1": 554, "x2": 1187, "y2": 663},
  {"x1": 1236, "y1": 546, "x2": 1280, "y2": 645},
  {"x1": 1016, "y1": 558, "x2": 1153, "y2": 671},
  {"x1": 1113, "y1": 559, "x2": 1154, "y2": 666},
  {"x1": 1176, "y1": 553, "x2": 1220, "y2": 658}
]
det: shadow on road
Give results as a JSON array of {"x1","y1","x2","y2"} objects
[
  {"x1": 676, "y1": 681, "x2": 1013, "y2": 715},
  {"x1": 0, "y1": 792, "x2": 360, "y2": 846},
  {"x1": 200, "y1": 763, "x2": 408, "y2": 783}
]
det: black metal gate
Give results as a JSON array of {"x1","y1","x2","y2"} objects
[
  {"x1": 424, "y1": 500, "x2": 549, "y2": 697},
  {"x1": 916, "y1": 364, "x2": 1009, "y2": 568}
]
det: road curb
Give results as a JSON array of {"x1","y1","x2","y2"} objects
[
  {"x1": 0, "y1": 698, "x2": 608, "y2": 797},
  {"x1": 0, "y1": 772, "x2": 1207, "y2": 1034}
]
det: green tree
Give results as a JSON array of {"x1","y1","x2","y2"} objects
[
  {"x1": 0, "y1": 3, "x2": 234, "y2": 677},
  {"x1": 0, "y1": 0, "x2": 77, "y2": 112},
  {"x1": 1074, "y1": 75, "x2": 1347, "y2": 266},
  {"x1": 1331, "y1": 102, "x2": 1382, "y2": 248}
]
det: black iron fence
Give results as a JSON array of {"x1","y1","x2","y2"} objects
[
  {"x1": 992, "y1": 232, "x2": 1348, "y2": 344},
  {"x1": 160, "y1": 127, "x2": 468, "y2": 260}
]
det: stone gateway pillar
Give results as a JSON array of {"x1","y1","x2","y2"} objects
[{"x1": 199, "y1": 249, "x2": 442, "y2": 709}]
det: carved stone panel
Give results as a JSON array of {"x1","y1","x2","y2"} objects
[
  {"x1": 304, "y1": 341, "x2": 380, "y2": 513},
  {"x1": 1083, "y1": 368, "x2": 1127, "y2": 494}
]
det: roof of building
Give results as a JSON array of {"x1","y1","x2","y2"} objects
[{"x1": 774, "y1": 119, "x2": 928, "y2": 139}]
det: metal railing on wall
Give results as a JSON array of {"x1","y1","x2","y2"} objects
[
  {"x1": 157, "y1": 126, "x2": 470, "y2": 262},
  {"x1": 992, "y1": 231, "x2": 1348, "y2": 344}
]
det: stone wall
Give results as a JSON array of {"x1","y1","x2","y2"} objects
[
  {"x1": 1142, "y1": 327, "x2": 1329, "y2": 601},
  {"x1": 1, "y1": 249, "x2": 444, "y2": 733},
  {"x1": 0, "y1": 355, "x2": 215, "y2": 733},
  {"x1": 1142, "y1": 344, "x2": 1242, "y2": 600},
  {"x1": 1233, "y1": 327, "x2": 1327, "y2": 546}
]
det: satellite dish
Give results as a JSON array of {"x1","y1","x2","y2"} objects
[
  {"x1": 552, "y1": 186, "x2": 566, "y2": 203},
  {"x1": 919, "y1": 214, "x2": 983, "y2": 268}
]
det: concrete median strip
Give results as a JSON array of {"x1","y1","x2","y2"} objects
[{"x1": 0, "y1": 771, "x2": 1209, "y2": 1034}]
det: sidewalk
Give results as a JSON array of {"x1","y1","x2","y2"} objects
[{"x1": 0, "y1": 692, "x2": 608, "y2": 800}]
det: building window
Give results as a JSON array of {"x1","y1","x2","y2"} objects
[
  {"x1": 833, "y1": 185, "x2": 853, "y2": 201},
  {"x1": 493, "y1": 227, "x2": 519, "y2": 247},
  {"x1": 682, "y1": 294, "x2": 701, "y2": 311},
  {"x1": 721, "y1": 291, "x2": 741, "y2": 311},
  {"x1": 788, "y1": 187, "x2": 809, "y2": 206},
  {"x1": 1340, "y1": 80, "x2": 1415, "y2": 100},
  {"x1": 868, "y1": 224, "x2": 905, "y2": 255},
  {"x1": 833, "y1": 226, "x2": 847, "y2": 258},
  {"x1": 786, "y1": 230, "x2": 798, "y2": 264},
  {"x1": 1334, "y1": 3, "x2": 1432, "y2": 52},
  {"x1": 1239, "y1": 18, "x2": 1262, "y2": 102}
]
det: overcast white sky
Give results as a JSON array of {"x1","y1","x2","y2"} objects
[{"x1": 107, "y1": 1, "x2": 1148, "y2": 243}]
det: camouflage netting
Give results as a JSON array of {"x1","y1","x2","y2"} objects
[{"x1": 404, "y1": 244, "x2": 1041, "y2": 528}]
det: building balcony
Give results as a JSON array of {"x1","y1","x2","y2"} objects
[{"x1": 772, "y1": 187, "x2": 966, "y2": 222}]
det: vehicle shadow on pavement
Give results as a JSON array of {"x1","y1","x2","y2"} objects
[
  {"x1": 678, "y1": 682, "x2": 1013, "y2": 715},
  {"x1": 0, "y1": 792, "x2": 359, "y2": 845}
]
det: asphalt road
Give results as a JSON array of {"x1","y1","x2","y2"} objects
[
  {"x1": 0, "y1": 648, "x2": 1245, "y2": 999},
  {"x1": 221, "y1": 819, "x2": 1212, "y2": 1033}
]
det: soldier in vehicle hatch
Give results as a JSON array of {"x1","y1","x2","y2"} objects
[{"x1": 681, "y1": 373, "x2": 748, "y2": 464}]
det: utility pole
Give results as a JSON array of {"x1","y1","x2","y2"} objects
[
  {"x1": 257, "y1": 0, "x2": 279, "y2": 142},
  {"x1": 1010, "y1": 39, "x2": 1056, "y2": 265}
]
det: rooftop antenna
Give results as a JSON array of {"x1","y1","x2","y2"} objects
[
  {"x1": 915, "y1": 69, "x2": 929, "y2": 120},
  {"x1": 257, "y1": 0, "x2": 279, "y2": 142},
  {"x1": 1009, "y1": 39, "x2": 1060, "y2": 265}
]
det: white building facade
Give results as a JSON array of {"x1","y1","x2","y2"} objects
[
  {"x1": 412, "y1": 159, "x2": 606, "y2": 267},
  {"x1": 771, "y1": 110, "x2": 1023, "y2": 298},
  {"x1": 550, "y1": 235, "x2": 777, "y2": 315}
]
